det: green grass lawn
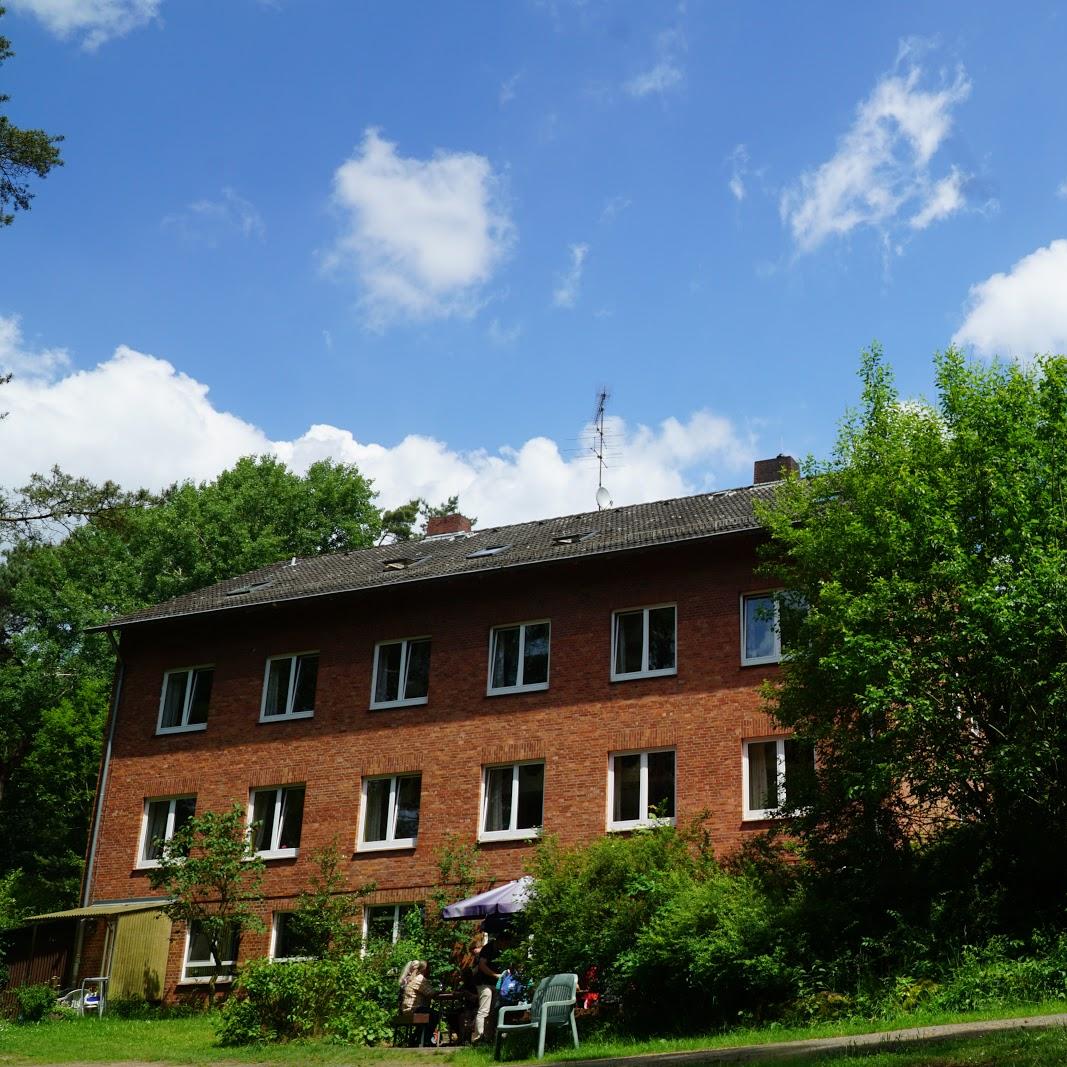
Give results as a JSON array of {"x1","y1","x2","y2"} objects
[{"x1": 0, "y1": 1002, "x2": 1065, "y2": 1066}]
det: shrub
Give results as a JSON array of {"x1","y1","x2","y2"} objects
[
  {"x1": 216, "y1": 953, "x2": 397, "y2": 1046},
  {"x1": 14, "y1": 983, "x2": 55, "y2": 1023}
]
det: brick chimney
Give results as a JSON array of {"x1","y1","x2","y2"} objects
[
  {"x1": 753, "y1": 454, "x2": 799, "y2": 484},
  {"x1": 425, "y1": 513, "x2": 473, "y2": 537}
]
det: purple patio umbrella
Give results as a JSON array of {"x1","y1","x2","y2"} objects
[{"x1": 440, "y1": 876, "x2": 533, "y2": 919}]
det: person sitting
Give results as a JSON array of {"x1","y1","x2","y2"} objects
[{"x1": 398, "y1": 959, "x2": 439, "y2": 1045}]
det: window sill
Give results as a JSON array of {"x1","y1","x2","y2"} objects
[
  {"x1": 156, "y1": 723, "x2": 208, "y2": 736},
  {"x1": 356, "y1": 838, "x2": 417, "y2": 853},
  {"x1": 178, "y1": 975, "x2": 235, "y2": 986},
  {"x1": 259, "y1": 710, "x2": 315, "y2": 723},
  {"x1": 478, "y1": 829, "x2": 541, "y2": 844},
  {"x1": 134, "y1": 860, "x2": 162, "y2": 870},
  {"x1": 255, "y1": 848, "x2": 299, "y2": 860},
  {"x1": 486, "y1": 682, "x2": 550, "y2": 697},
  {"x1": 610, "y1": 667, "x2": 677, "y2": 682},
  {"x1": 608, "y1": 817, "x2": 676, "y2": 832},
  {"x1": 742, "y1": 810, "x2": 783, "y2": 822},
  {"x1": 741, "y1": 656, "x2": 781, "y2": 668},
  {"x1": 369, "y1": 697, "x2": 428, "y2": 711}
]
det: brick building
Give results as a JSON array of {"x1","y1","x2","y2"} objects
[{"x1": 38, "y1": 456, "x2": 806, "y2": 1000}]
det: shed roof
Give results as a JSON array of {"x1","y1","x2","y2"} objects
[{"x1": 94, "y1": 480, "x2": 779, "y2": 631}]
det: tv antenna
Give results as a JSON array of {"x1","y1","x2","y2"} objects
[{"x1": 592, "y1": 389, "x2": 613, "y2": 510}]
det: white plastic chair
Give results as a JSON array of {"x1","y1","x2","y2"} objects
[{"x1": 494, "y1": 972, "x2": 579, "y2": 1060}]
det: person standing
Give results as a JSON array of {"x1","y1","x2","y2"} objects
[{"x1": 472, "y1": 930, "x2": 514, "y2": 1044}]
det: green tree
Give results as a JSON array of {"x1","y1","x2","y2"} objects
[
  {"x1": 0, "y1": 455, "x2": 384, "y2": 911},
  {"x1": 0, "y1": 6, "x2": 63, "y2": 226},
  {"x1": 148, "y1": 804, "x2": 265, "y2": 1006},
  {"x1": 289, "y1": 841, "x2": 375, "y2": 959},
  {"x1": 759, "y1": 346, "x2": 1067, "y2": 938}
]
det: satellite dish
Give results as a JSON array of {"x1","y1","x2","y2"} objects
[{"x1": 596, "y1": 485, "x2": 612, "y2": 510}]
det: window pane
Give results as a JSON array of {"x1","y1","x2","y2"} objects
[
  {"x1": 264, "y1": 659, "x2": 292, "y2": 717},
  {"x1": 364, "y1": 778, "x2": 391, "y2": 842},
  {"x1": 783, "y1": 740, "x2": 816, "y2": 806},
  {"x1": 366, "y1": 905, "x2": 397, "y2": 943},
  {"x1": 747, "y1": 742, "x2": 778, "y2": 812},
  {"x1": 614, "y1": 612, "x2": 644, "y2": 675},
  {"x1": 274, "y1": 913, "x2": 312, "y2": 959},
  {"x1": 251, "y1": 790, "x2": 276, "y2": 852},
  {"x1": 491, "y1": 627, "x2": 521, "y2": 689},
  {"x1": 523, "y1": 624, "x2": 550, "y2": 686},
  {"x1": 403, "y1": 639, "x2": 431, "y2": 699},
  {"x1": 187, "y1": 923, "x2": 213, "y2": 965},
  {"x1": 374, "y1": 643, "x2": 402, "y2": 703},
  {"x1": 516, "y1": 763, "x2": 544, "y2": 830},
  {"x1": 647, "y1": 751, "x2": 675, "y2": 819},
  {"x1": 278, "y1": 787, "x2": 304, "y2": 850},
  {"x1": 143, "y1": 801, "x2": 170, "y2": 861},
  {"x1": 484, "y1": 767, "x2": 513, "y2": 832},
  {"x1": 160, "y1": 673, "x2": 188, "y2": 729},
  {"x1": 187, "y1": 669, "x2": 212, "y2": 725},
  {"x1": 186, "y1": 923, "x2": 237, "y2": 978},
  {"x1": 173, "y1": 797, "x2": 196, "y2": 841},
  {"x1": 292, "y1": 655, "x2": 318, "y2": 714},
  {"x1": 648, "y1": 607, "x2": 676, "y2": 671},
  {"x1": 612, "y1": 754, "x2": 641, "y2": 823},
  {"x1": 394, "y1": 775, "x2": 421, "y2": 840},
  {"x1": 745, "y1": 596, "x2": 777, "y2": 660}
]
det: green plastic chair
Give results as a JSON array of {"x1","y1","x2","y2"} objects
[{"x1": 494, "y1": 972, "x2": 579, "y2": 1060}]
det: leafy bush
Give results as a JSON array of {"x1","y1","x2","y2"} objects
[
  {"x1": 931, "y1": 936, "x2": 1067, "y2": 1012},
  {"x1": 14, "y1": 983, "x2": 55, "y2": 1022},
  {"x1": 217, "y1": 950, "x2": 403, "y2": 1046},
  {"x1": 520, "y1": 824, "x2": 801, "y2": 1031}
]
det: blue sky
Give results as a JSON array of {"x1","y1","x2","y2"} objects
[{"x1": 2, "y1": 0, "x2": 1067, "y2": 524}]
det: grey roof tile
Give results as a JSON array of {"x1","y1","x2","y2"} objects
[{"x1": 97, "y1": 481, "x2": 779, "y2": 630}]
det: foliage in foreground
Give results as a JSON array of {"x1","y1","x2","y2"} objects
[
  {"x1": 759, "y1": 348, "x2": 1067, "y2": 949},
  {"x1": 216, "y1": 953, "x2": 396, "y2": 1046}
]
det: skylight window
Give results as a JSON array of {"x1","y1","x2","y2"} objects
[
  {"x1": 466, "y1": 544, "x2": 510, "y2": 559},
  {"x1": 224, "y1": 579, "x2": 274, "y2": 597},
  {"x1": 553, "y1": 531, "x2": 597, "y2": 546},
  {"x1": 383, "y1": 557, "x2": 420, "y2": 571}
]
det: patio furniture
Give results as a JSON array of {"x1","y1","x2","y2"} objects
[{"x1": 493, "y1": 972, "x2": 579, "y2": 1060}]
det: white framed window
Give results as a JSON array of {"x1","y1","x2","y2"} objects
[
  {"x1": 181, "y1": 922, "x2": 238, "y2": 983},
  {"x1": 136, "y1": 796, "x2": 196, "y2": 868},
  {"x1": 260, "y1": 652, "x2": 318, "y2": 721},
  {"x1": 157, "y1": 666, "x2": 213, "y2": 734},
  {"x1": 357, "y1": 774, "x2": 421, "y2": 851},
  {"x1": 270, "y1": 912, "x2": 313, "y2": 961},
  {"x1": 487, "y1": 621, "x2": 550, "y2": 695},
  {"x1": 611, "y1": 604, "x2": 677, "y2": 681},
  {"x1": 363, "y1": 903, "x2": 424, "y2": 945},
  {"x1": 480, "y1": 761, "x2": 544, "y2": 842},
  {"x1": 741, "y1": 593, "x2": 781, "y2": 666},
  {"x1": 743, "y1": 737, "x2": 816, "y2": 820},
  {"x1": 370, "y1": 637, "x2": 431, "y2": 709},
  {"x1": 607, "y1": 750, "x2": 676, "y2": 831},
  {"x1": 249, "y1": 785, "x2": 305, "y2": 858}
]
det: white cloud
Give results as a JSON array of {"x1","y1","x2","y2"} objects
[
  {"x1": 8, "y1": 0, "x2": 161, "y2": 49},
  {"x1": 952, "y1": 240, "x2": 1067, "y2": 358},
  {"x1": 162, "y1": 188, "x2": 266, "y2": 246},
  {"x1": 600, "y1": 195, "x2": 631, "y2": 224},
  {"x1": 0, "y1": 318, "x2": 757, "y2": 525},
  {"x1": 728, "y1": 144, "x2": 749, "y2": 202},
  {"x1": 780, "y1": 54, "x2": 971, "y2": 253},
  {"x1": 624, "y1": 26, "x2": 685, "y2": 98},
  {"x1": 1057, "y1": 180, "x2": 1067, "y2": 200},
  {"x1": 909, "y1": 167, "x2": 965, "y2": 230},
  {"x1": 0, "y1": 315, "x2": 70, "y2": 380},
  {"x1": 499, "y1": 72, "x2": 521, "y2": 107},
  {"x1": 325, "y1": 129, "x2": 514, "y2": 329},
  {"x1": 552, "y1": 243, "x2": 589, "y2": 309}
]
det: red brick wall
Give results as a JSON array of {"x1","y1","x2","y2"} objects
[{"x1": 86, "y1": 532, "x2": 785, "y2": 993}]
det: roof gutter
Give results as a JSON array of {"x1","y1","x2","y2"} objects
[{"x1": 87, "y1": 519, "x2": 765, "y2": 634}]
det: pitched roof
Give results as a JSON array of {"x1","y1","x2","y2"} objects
[{"x1": 96, "y1": 481, "x2": 779, "y2": 631}]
